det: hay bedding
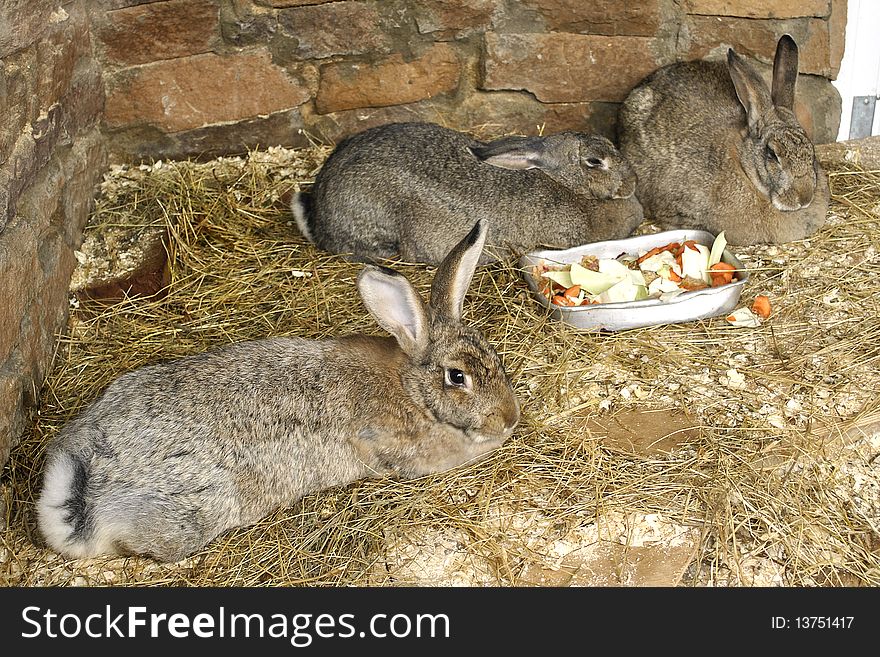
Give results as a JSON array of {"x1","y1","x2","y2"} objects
[{"x1": 1, "y1": 144, "x2": 879, "y2": 587}]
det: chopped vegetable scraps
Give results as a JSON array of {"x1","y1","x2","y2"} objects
[
  {"x1": 535, "y1": 232, "x2": 740, "y2": 306},
  {"x1": 751, "y1": 295, "x2": 772, "y2": 318},
  {"x1": 726, "y1": 307, "x2": 761, "y2": 327}
]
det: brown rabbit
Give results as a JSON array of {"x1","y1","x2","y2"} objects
[
  {"x1": 37, "y1": 219, "x2": 520, "y2": 562},
  {"x1": 618, "y1": 34, "x2": 829, "y2": 245}
]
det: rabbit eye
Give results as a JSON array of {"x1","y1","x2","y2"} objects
[
  {"x1": 765, "y1": 145, "x2": 779, "y2": 163},
  {"x1": 585, "y1": 157, "x2": 604, "y2": 168},
  {"x1": 444, "y1": 368, "x2": 468, "y2": 388}
]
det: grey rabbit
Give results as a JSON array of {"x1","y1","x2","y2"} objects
[
  {"x1": 618, "y1": 34, "x2": 829, "y2": 245},
  {"x1": 292, "y1": 121, "x2": 644, "y2": 266},
  {"x1": 37, "y1": 219, "x2": 520, "y2": 562}
]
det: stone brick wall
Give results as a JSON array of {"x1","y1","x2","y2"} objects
[
  {"x1": 96, "y1": 0, "x2": 847, "y2": 162},
  {"x1": 0, "y1": 1, "x2": 107, "y2": 465}
]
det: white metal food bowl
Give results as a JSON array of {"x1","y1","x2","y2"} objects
[{"x1": 518, "y1": 229, "x2": 749, "y2": 331}]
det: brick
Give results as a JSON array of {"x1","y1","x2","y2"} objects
[
  {"x1": 0, "y1": 131, "x2": 42, "y2": 231},
  {"x1": 303, "y1": 92, "x2": 619, "y2": 149},
  {"x1": 414, "y1": 0, "x2": 497, "y2": 38},
  {"x1": 522, "y1": 0, "x2": 661, "y2": 36},
  {"x1": 0, "y1": 56, "x2": 33, "y2": 165},
  {"x1": 796, "y1": 75, "x2": 841, "y2": 144},
  {"x1": 303, "y1": 99, "x2": 447, "y2": 144},
  {"x1": 220, "y1": 0, "x2": 279, "y2": 47},
  {"x1": 685, "y1": 16, "x2": 833, "y2": 76},
  {"x1": 828, "y1": 0, "x2": 846, "y2": 79},
  {"x1": 449, "y1": 92, "x2": 619, "y2": 140},
  {"x1": 2, "y1": 4, "x2": 94, "y2": 163},
  {"x1": 35, "y1": 104, "x2": 69, "y2": 168},
  {"x1": 102, "y1": 1, "x2": 167, "y2": 9},
  {"x1": 278, "y1": 1, "x2": 390, "y2": 59},
  {"x1": 255, "y1": 1, "x2": 335, "y2": 6},
  {"x1": 0, "y1": 216, "x2": 41, "y2": 366},
  {"x1": 683, "y1": 0, "x2": 830, "y2": 18},
  {"x1": 0, "y1": 166, "x2": 12, "y2": 232},
  {"x1": 316, "y1": 43, "x2": 461, "y2": 114},
  {"x1": 96, "y1": 0, "x2": 219, "y2": 67},
  {"x1": 103, "y1": 51, "x2": 312, "y2": 133},
  {"x1": 35, "y1": 16, "x2": 81, "y2": 111},
  {"x1": 0, "y1": 0, "x2": 61, "y2": 59},
  {"x1": 15, "y1": 228, "x2": 74, "y2": 381},
  {"x1": 482, "y1": 33, "x2": 659, "y2": 103},
  {"x1": 61, "y1": 67, "x2": 106, "y2": 140},
  {"x1": 0, "y1": 368, "x2": 27, "y2": 466},
  {"x1": 104, "y1": 108, "x2": 309, "y2": 161},
  {"x1": 60, "y1": 130, "x2": 108, "y2": 247}
]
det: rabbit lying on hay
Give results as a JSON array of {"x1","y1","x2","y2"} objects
[
  {"x1": 38, "y1": 220, "x2": 520, "y2": 562},
  {"x1": 293, "y1": 121, "x2": 644, "y2": 266},
  {"x1": 618, "y1": 34, "x2": 829, "y2": 245}
]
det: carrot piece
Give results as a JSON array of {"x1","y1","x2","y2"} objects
[
  {"x1": 637, "y1": 246, "x2": 664, "y2": 264},
  {"x1": 552, "y1": 294, "x2": 575, "y2": 307},
  {"x1": 564, "y1": 284, "x2": 581, "y2": 299},
  {"x1": 667, "y1": 269, "x2": 682, "y2": 283},
  {"x1": 709, "y1": 262, "x2": 736, "y2": 287},
  {"x1": 682, "y1": 240, "x2": 700, "y2": 252},
  {"x1": 709, "y1": 262, "x2": 736, "y2": 274},
  {"x1": 751, "y1": 295, "x2": 772, "y2": 319}
]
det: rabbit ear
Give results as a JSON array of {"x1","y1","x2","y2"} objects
[
  {"x1": 357, "y1": 266, "x2": 429, "y2": 357},
  {"x1": 430, "y1": 219, "x2": 488, "y2": 320},
  {"x1": 771, "y1": 34, "x2": 798, "y2": 110},
  {"x1": 469, "y1": 136, "x2": 550, "y2": 171},
  {"x1": 727, "y1": 48, "x2": 773, "y2": 131}
]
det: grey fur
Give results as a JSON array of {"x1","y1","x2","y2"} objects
[
  {"x1": 618, "y1": 34, "x2": 829, "y2": 245},
  {"x1": 37, "y1": 220, "x2": 520, "y2": 562},
  {"x1": 292, "y1": 121, "x2": 644, "y2": 266}
]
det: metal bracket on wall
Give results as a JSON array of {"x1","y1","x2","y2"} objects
[{"x1": 849, "y1": 95, "x2": 877, "y2": 139}]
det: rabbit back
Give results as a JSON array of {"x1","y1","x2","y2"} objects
[
  {"x1": 37, "y1": 338, "x2": 372, "y2": 562},
  {"x1": 297, "y1": 122, "x2": 643, "y2": 265}
]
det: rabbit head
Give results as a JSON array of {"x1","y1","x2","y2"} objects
[
  {"x1": 728, "y1": 35, "x2": 820, "y2": 213},
  {"x1": 469, "y1": 133, "x2": 637, "y2": 201},
  {"x1": 356, "y1": 219, "x2": 520, "y2": 476}
]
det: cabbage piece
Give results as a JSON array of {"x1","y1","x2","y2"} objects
[
  {"x1": 726, "y1": 307, "x2": 761, "y2": 327},
  {"x1": 598, "y1": 258, "x2": 632, "y2": 279},
  {"x1": 541, "y1": 269, "x2": 573, "y2": 289},
  {"x1": 648, "y1": 276, "x2": 681, "y2": 296},
  {"x1": 638, "y1": 250, "x2": 677, "y2": 273},
  {"x1": 708, "y1": 231, "x2": 727, "y2": 267},
  {"x1": 570, "y1": 261, "x2": 623, "y2": 295},
  {"x1": 681, "y1": 243, "x2": 711, "y2": 284},
  {"x1": 596, "y1": 278, "x2": 648, "y2": 304},
  {"x1": 628, "y1": 268, "x2": 647, "y2": 287}
]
